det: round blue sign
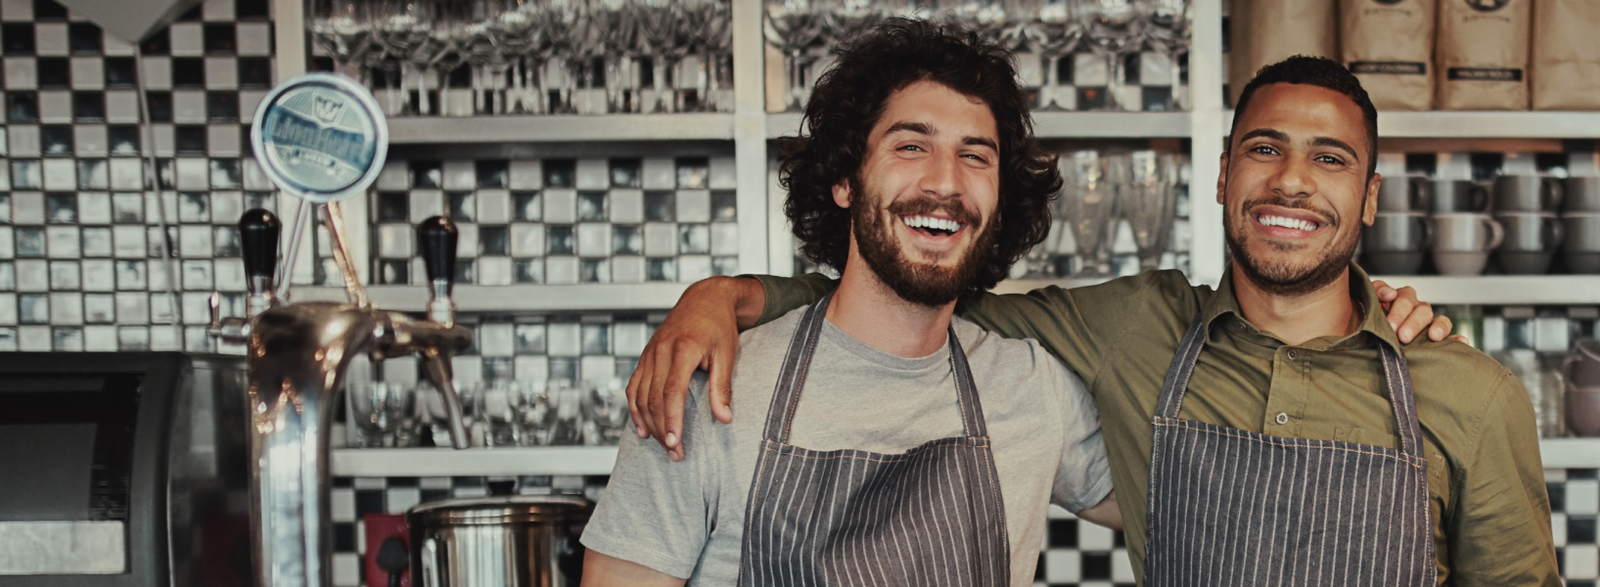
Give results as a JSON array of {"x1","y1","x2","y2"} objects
[{"x1": 251, "y1": 73, "x2": 387, "y2": 203}]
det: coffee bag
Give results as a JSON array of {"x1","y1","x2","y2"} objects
[
  {"x1": 1531, "y1": 0, "x2": 1600, "y2": 110},
  {"x1": 1435, "y1": 0, "x2": 1530, "y2": 110},
  {"x1": 1228, "y1": 0, "x2": 1338, "y2": 107},
  {"x1": 1341, "y1": 0, "x2": 1434, "y2": 110}
]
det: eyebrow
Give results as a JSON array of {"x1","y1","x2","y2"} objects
[
  {"x1": 884, "y1": 121, "x2": 999, "y2": 152},
  {"x1": 1236, "y1": 128, "x2": 1361, "y2": 163}
]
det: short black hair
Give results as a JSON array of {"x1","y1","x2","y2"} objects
[
  {"x1": 777, "y1": 17, "x2": 1060, "y2": 294},
  {"x1": 1231, "y1": 55, "x2": 1379, "y2": 177}
]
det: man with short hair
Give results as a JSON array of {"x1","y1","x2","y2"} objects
[
  {"x1": 630, "y1": 55, "x2": 1558, "y2": 585},
  {"x1": 581, "y1": 20, "x2": 1117, "y2": 586}
]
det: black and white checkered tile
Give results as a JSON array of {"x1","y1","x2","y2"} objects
[{"x1": 370, "y1": 156, "x2": 741, "y2": 285}]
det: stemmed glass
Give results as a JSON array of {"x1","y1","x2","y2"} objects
[
  {"x1": 682, "y1": 0, "x2": 734, "y2": 112},
  {"x1": 764, "y1": 0, "x2": 825, "y2": 112},
  {"x1": 1074, "y1": 0, "x2": 1143, "y2": 110},
  {"x1": 542, "y1": 0, "x2": 583, "y2": 113},
  {"x1": 637, "y1": 0, "x2": 691, "y2": 113},
  {"x1": 309, "y1": 0, "x2": 376, "y2": 79},
  {"x1": 1060, "y1": 150, "x2": 1123, "y2": 275},
  {"x1": 1141, "y1": 0, "x2": 1189, "y2": 110},
  {"x1": 1029, "y1": 0, "x2": 1082, "y2": 110},
  {"x1": 596, "y1": 0, "x2": 640, "y2": 113},
  {"x1": 427, "y1": 1, "x2": 473, "y2": 116},
  {"x1": 1120, "y1": 151, "x2": 1180, "y2": 271},
  {"x1": 372, "y1": 0, "x2": 433, "y2": 115}
]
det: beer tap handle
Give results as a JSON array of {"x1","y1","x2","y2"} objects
[
  {"x1": 418, "y1": 216, "x2": 458, "y2": 326},
  {"x1": 239, "y1": 208, "x2": 280, "y2": 316}
]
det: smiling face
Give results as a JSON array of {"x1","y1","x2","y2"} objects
[
  {"x1": 1220, "y1": 82, "x2": 1383, "y2": 297},
  {"x1": 835, "y1": 80, "x2": 1002, "y2": 307}
]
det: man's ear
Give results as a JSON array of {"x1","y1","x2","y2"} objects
[
  {"x1": 832, "y1": 178, "x2": 852, "y2": 209},
  {"x1": 1216, "y1": 151, "x2": 1230, "y2": 205},
  {"x1": 1363, "y1": 172, "x2": 1382, "y2": 226}
]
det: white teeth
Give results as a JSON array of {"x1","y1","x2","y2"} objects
[
  {"x1": 902, "y1": 215, "x2": 962, "y2": 233},
  {"x1": 1257, "y1": 214, "x2": 1319, "y2": 232}
]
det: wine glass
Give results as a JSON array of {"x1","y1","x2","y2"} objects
[
  {"x1": 1074, "y1": 0, "x2": 1143, "y2": 111},
  {"x1": 309, "y1": 0, "x2": 376, "y2": 79},
  {"x1": 1031, "y1": 0, "x2": 1082, "y2": 110},
  {"x1": 1141, "y1": 0, "x2": 1189, "y2": 110},
  {"x1": 763, "y1": 0, "x2": 825, "y2": 111},
  {"x1": 682, "y1": 0, "x2": 734, "y2": 111}
]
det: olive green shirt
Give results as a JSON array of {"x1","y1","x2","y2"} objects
[{"x1": 755, "y1": 264, "x2": 1559, "y2": 586}]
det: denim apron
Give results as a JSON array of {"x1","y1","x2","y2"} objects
[
  {"x1": 1142, "y1": 316, "x2": 1436, "y2": 586},
  {"x1": 738, "y1": 293, "x2": 1010, "y2": 586}
]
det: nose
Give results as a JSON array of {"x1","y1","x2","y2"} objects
[
  {"x1": 919, "y1": 151, "x2": 964, "y2": 200},
  {"x1": 1269, "y1": 154, "x2": 1317, "y2": 199}
]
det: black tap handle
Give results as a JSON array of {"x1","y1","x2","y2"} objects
[
  {"x1": 418, "y1": 216, "x2": 458, "y2": 289},
  {"x1": 238, "y1": 209, "x2": 280, "y2": 286}
]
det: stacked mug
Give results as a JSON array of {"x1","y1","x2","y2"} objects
[
  {"x1": 1363, "y1": 176, "x2": 1434, "y2": 274},
  {"x1": 1491, "y1": 176, "x2": 1565, "y2": 275},
  {"x1": 1563, "y1": 177, "x2": 1600, "y2": 273},
  {"x1": 1428, "y1": 179, "x2": 1504, "y2": 275}
]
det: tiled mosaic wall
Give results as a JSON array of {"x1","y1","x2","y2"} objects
[{"x1": 0, "y1": 1, "x2": 1593, "y2": 586}]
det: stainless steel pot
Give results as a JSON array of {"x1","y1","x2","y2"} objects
[{"x1": 407, "y1": 496, "x2": 592, "y2": 587}]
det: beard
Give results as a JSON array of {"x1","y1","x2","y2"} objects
[
  {"x1": 1224, "y1": 195, "x2": 1359, "y2": 297},
  {"x1": 850, "y1": 175, "x2": 998, "y2": 307}
]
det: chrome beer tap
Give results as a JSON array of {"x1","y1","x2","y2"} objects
[{"x1": 207, "y1": 73, "x2": 474, "y2": 587}]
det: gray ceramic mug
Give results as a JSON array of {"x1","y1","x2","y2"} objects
[
  {"x1": 1492, "y1": 212, "x2": 1563, "y2": 274},
  {"x1": 1564, "y1": 177, "x2": 1600, "y2": 213},
  {"x1": 1430, "y1": 180, "x2": 1490, "y2": 213},
  {"x1": 1492, "y1": 175, "x2": 1563, "y2": 212},
  {"x1": 1376, "y1": 176, "x2": 1431, "y2": 212},
  {"x1": 1362, "y1": 212, "x2": 1431, "y2": 274},
  {"x1": 1562, "y1": 212, "x2": 1600, "y2": 273},
  {"x1": 1431, "y1": 213, "x2": 1503, "y2": 275}
]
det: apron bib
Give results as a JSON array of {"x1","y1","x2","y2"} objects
[
  {"x1": 738, "y1": 293, "x2": 1010, "y2": 587},
  {"x1": 1142, "y1": 316, "x2": 1436, "y2": 586}
]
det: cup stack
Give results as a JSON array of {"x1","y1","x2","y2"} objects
[
  {"x1": 1428, "y1": 179, "x2": 1501, "y2": 275},
  {"x1": 1562, "y1": 177, "x2": 1600, "y2": 273},
  {"x1": 1491, "y1": 175, "x2": 1565, "y2": 275},
  {"x1": 1566, "y1": 338, "x2": 1600, "y2": 436},
  {"x1": 1362, "y1": 176, "x2": 1432, "y2": 274}
]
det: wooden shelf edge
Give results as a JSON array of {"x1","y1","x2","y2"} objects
[
  {"x1": 388, "y1": 113, "x2": 737, "y2": 144},
  {"x1": 294, "y1": 282, "x2": 690, "y2": 312},
  {"x1": 1539, "y1": 438, "x2": 1600, "y2": 469}
]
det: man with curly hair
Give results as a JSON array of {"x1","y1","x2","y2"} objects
[{"x1": 580, "y1": 19, "x2": 1120, "y2": 586}]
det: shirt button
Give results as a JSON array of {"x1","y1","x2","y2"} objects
[
  {"x1": 1275, "y1": 412, "x2": 1289, "y2": 425},
  {"x1": 1286, "y1": 349, "x2": 1298, "y2": 361}
]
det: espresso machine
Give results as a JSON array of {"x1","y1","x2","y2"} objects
[{"x1": 205, "y1": 73, "x2": 474, "y2": 587}]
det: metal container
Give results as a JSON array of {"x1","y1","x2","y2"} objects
[{"x1": 408, "y1": 496, "x2": 592, "y2": 587}]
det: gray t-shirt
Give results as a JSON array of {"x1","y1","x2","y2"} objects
[{"x1": 581, "y1": 309, "x2": 1111, "y2": 585}]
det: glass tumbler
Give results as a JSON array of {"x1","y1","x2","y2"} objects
[
  {"x1": 547, "y1": 378, "x2": 586, "y2": 445},
  {"x1": 584, "y1": 377, "x2": 631, "y2": 445}
]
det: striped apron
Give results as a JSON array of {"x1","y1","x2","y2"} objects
[
  {"x1": 738, "y1": 293, "x2": 1010, "y2": 587},
  {"x1": 1142, "y1": 316, "x2": 1436, "y2": 586}
]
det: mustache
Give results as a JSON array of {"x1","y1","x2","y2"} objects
[
  {"x1": 885, "y1": 196, "x2": 982, "y2": 226},
  {"x1": 1241, "y1": 196, "x2": 1336, "y2": 227}
]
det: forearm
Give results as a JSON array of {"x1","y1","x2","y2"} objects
[
  {"x1": 1076, "y1": 492, "x2": 1122, "y2": 531},
  {"x1": 689, "y1": 276, "x2": 766, "y2": 331},
  {"x1": 581, "y1": 550, "x2": 686, "y2": 587}
]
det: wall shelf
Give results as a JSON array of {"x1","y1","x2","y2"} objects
[
  {"x1": 295, "y1": 283, "x2": 690, "y2": 313},
  {"x1": 387, "y1": 113, "x2": 737, "y2": 144},
  {"x1": 1221, "y1": 110, "x2": 1600, "y2": 140},
  {"x1": 766, "y1": 111, "x2": 1192, "y2": 140},
  {"x1": 330, "y1": 438, "x2": 1600, "y2": 477},
  {"x1": 1368, "y1": 275, "x2": 1600, "y2": 305}
]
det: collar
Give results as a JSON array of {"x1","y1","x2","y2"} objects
[{"x1": 1203, "y1": 262, "x2": 1401, "y2": 351}]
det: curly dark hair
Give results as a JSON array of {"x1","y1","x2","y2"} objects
[
  {"x1": 777, "y1": 17, "x2": 1060, "y2": 294},
  {"x1": 1232, "y1": 55, "x2": 1380, "y2": 178}
]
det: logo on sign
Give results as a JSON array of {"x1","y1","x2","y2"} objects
[
  {"x1": 1464, "y1": 0, "x2": 1509, "y2": 11},
  {"x1": 313, "y1": 95, "x2": 346, "y2": 126}
]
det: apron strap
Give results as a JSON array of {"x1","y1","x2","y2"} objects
[
  {"x1": 757, "y1": 292, "x2": 989, "y2": 443},
  {"x1": 758, "y1": 292, "x2": 834, "y2": 444},
  {"x1": 1376, "y1": 340, "x2": 1425, "y2": 458},
  {"x1": 1152, "y1": 316, "x2": 1209, "y2": 419}
]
